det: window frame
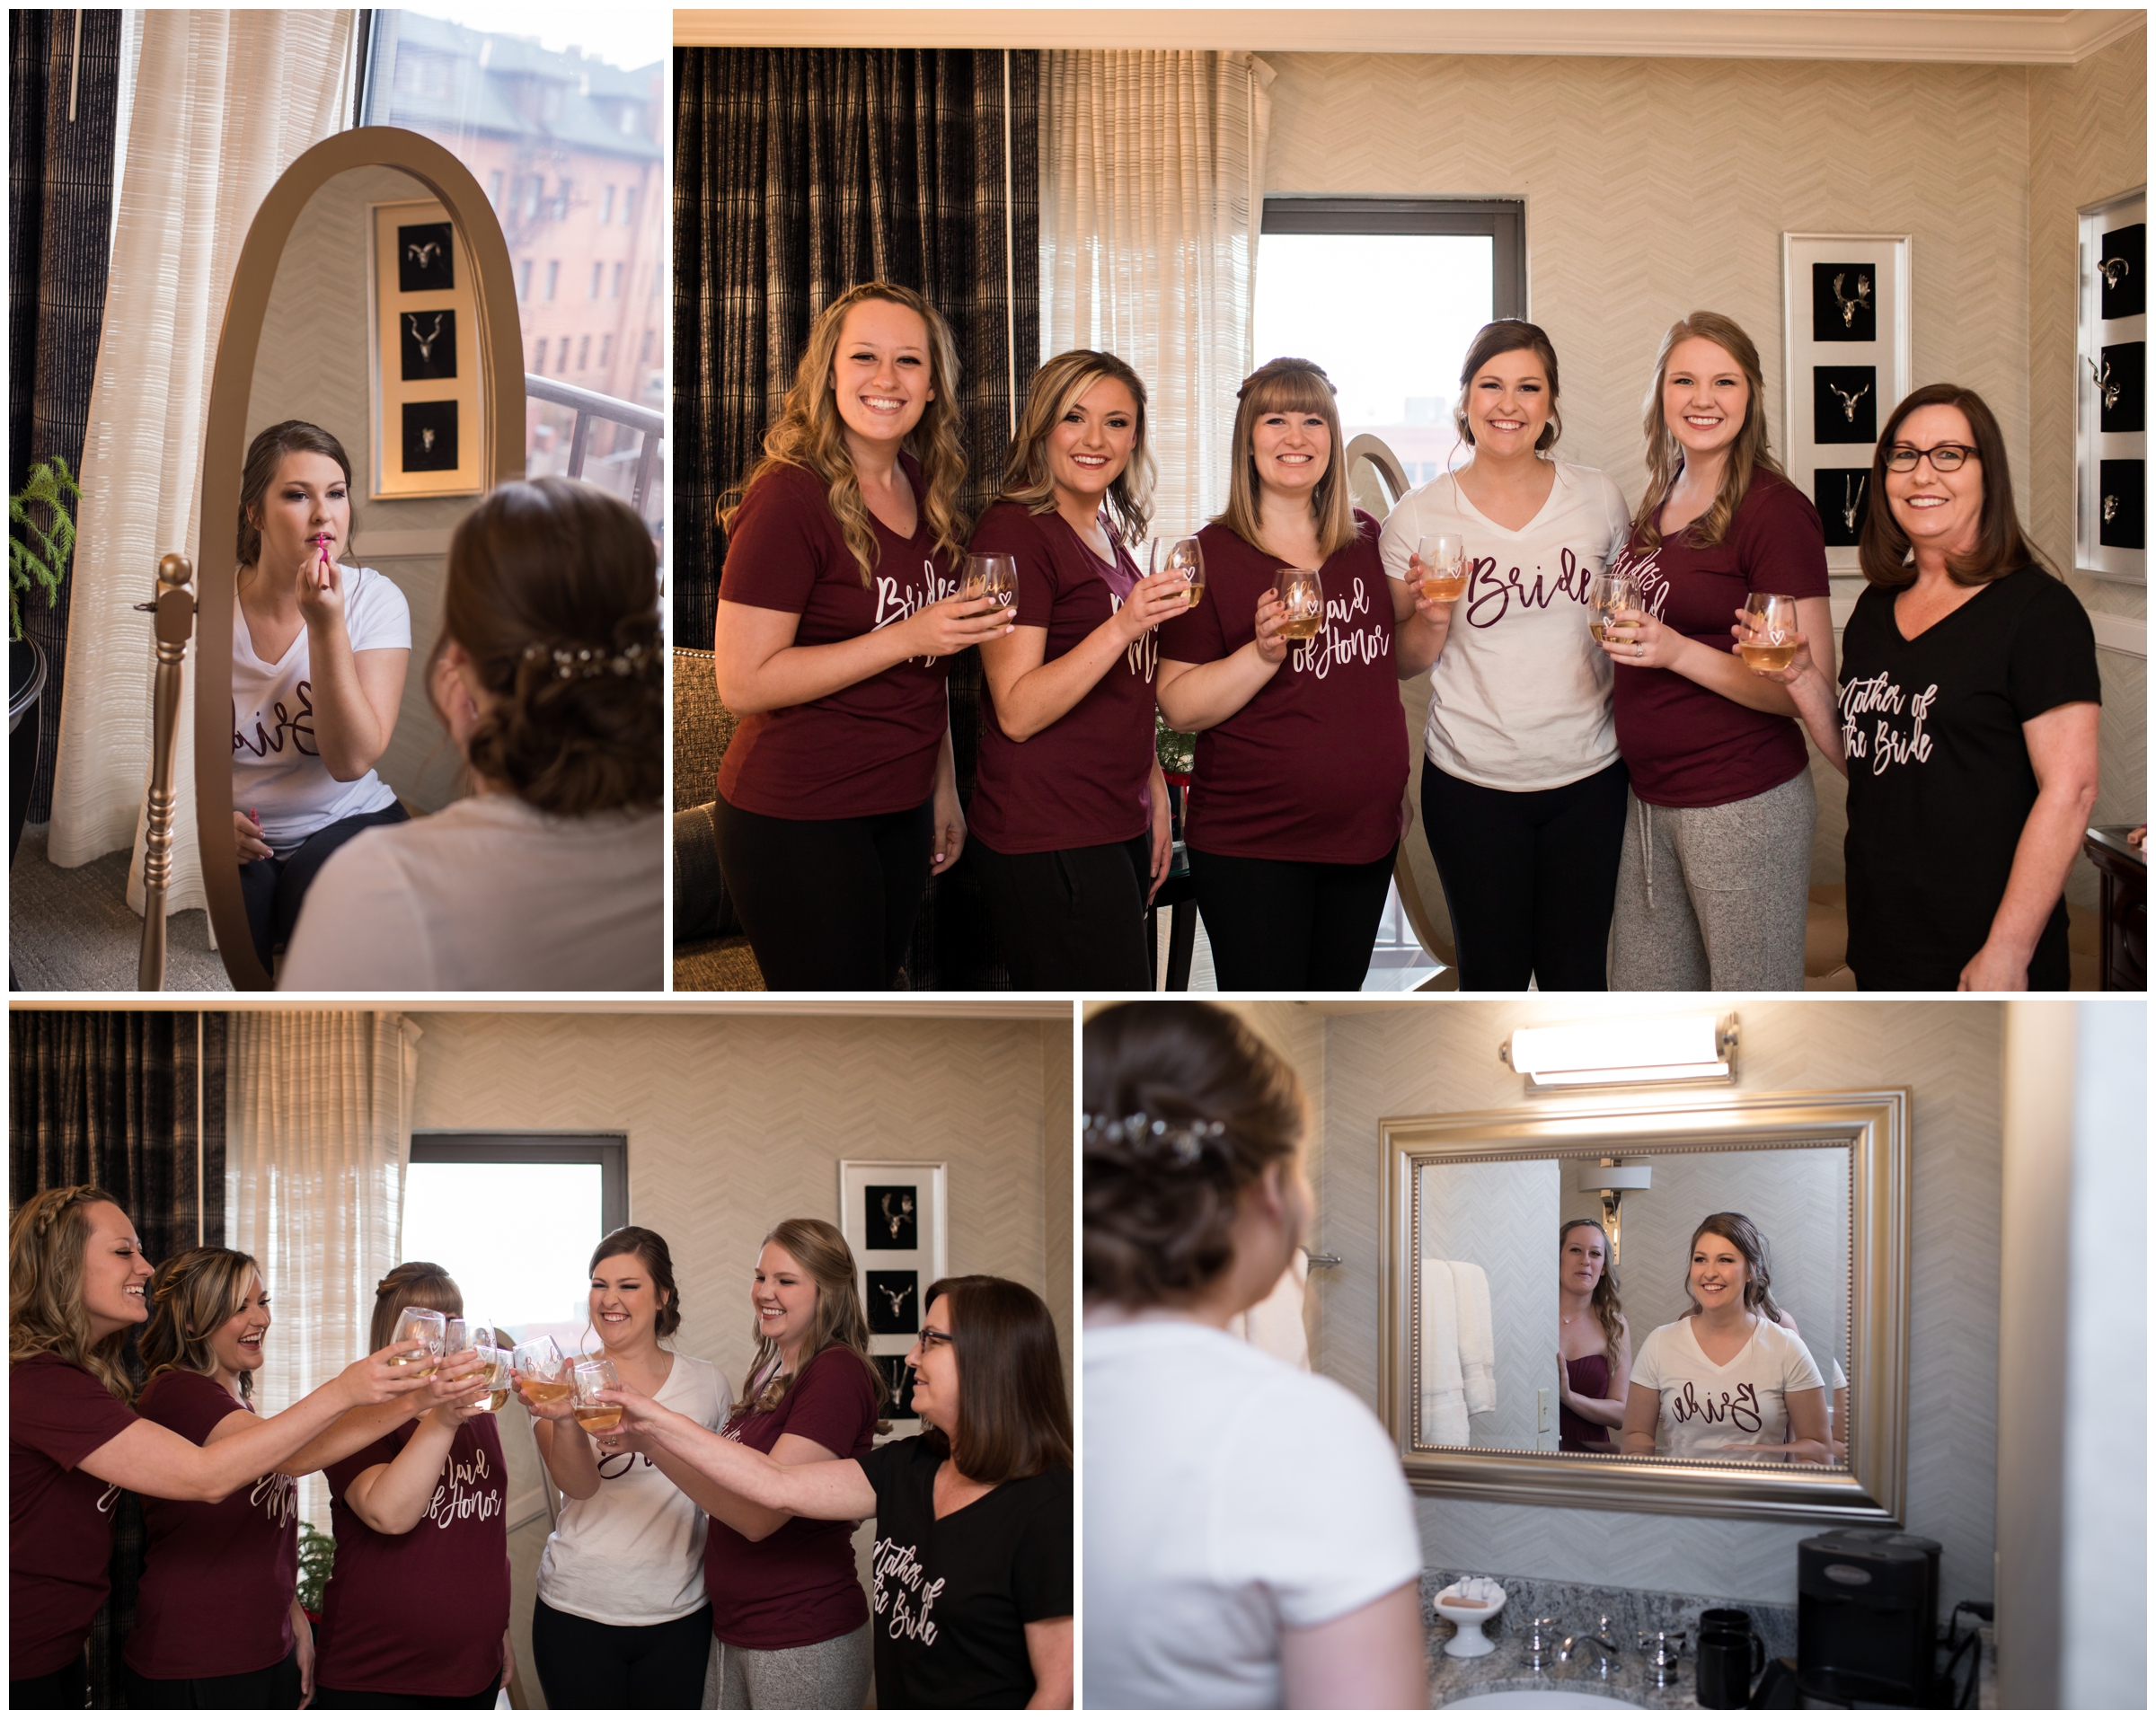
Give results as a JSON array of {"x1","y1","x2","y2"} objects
[
  {"x1": 1260, "y1": 196, "x2": 1526, "y2": 320},
  {"x1": 407, "y1": 1133, "x2": 629, "y2": 1236}
]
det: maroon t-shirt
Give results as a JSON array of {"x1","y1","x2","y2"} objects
[
  {"x1": 314, "y1": 1415, "x2": 509, "y2": 1697},
  {"x1": 1607, "y1": 469, "x2": 1831, "y2": 807},
  {"x1": 1157, "y1": 513, "x2": 1409, "y2": 864},
  {"x1": 9, "y1": 1353, "x2": 138, "y2": 1678},
  {"x1": 716, "y1": 456, "x2": 959, "y2": 819},
  {"x1": 127, "y1": 1370, "x2": 300, "y2": 1679},
  {"x1": 968, "y1": 502, "x2": 1156, "y2": 853},
  {"x1": 703, "y1": 1345, "x2": 878, "y2": 1650}
]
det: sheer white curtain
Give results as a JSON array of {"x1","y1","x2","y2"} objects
[
  {"x1": 227, "y1": 1009, "x2": 420, "y2": 1527},
  {"x1": 1039, "y1": 51, "x2": 1274, "y2": 542},
  {"x1": 49, "y1": 10, "x2": 358, "y2": 920}
]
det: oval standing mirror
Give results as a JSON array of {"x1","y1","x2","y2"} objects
[{"x1": 194, "y1": 128, "x2": 522, "y2": 989}]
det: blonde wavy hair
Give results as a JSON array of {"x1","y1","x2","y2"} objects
[
  {"x1": 9, "y1": 1186, "x2": 137, "y2": 1403},
  {"x1": 1213, "y1": 357, "x2": 1361, "y2": 564},
  {"x1": 1630, "y1": 311, "x2": 1784, "y2": 555},
  {"x1": 141, "y1": 1247, "x2": 265, "y2": 1403},
  {"x1": 999, "y1": 348, "x2": 1155, "y2": 545},
  {"x1": 728, "y1": 1218, "x2": 888, "y2": 1426},
  {"x1": 720, "y1": 282, "x2": 968, "y2": 588}
]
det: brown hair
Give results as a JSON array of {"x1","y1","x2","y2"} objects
[
  {"x1": 1559, "y1": 1218, "x2": 1626, "y2": 1369},
  {"x1": 728, "y1": 1218, "x2": 887, "y2": 1423},
  {"x1": 1213, "y1": 358, "x2": 1361, "y2": 564},
  {"x1": 1859, "y1": 383, "x2": 2051, "y2": 588},
  {"x1": 919, "y1": 1275, "x2": 1071, "y2": 1484},
  {"x1": 429, "y1": 477, "x2": 661, "y2": 818},
  {"x1": 1630, "y1": 312, "x2": 1783, "y2": 554},
  {"x1": 1682, "y1": 1212, "x2": 1787, "y2": 1325},
  {"x1": 140, "y1": 1247, "x2": 264, "y2": 1403},
  {"x1": 367, "y1": 1261, "x2": 463, "y2": 1353},
  {"x1": 1083, "y1": 1001, "x2": 1307, "y2": 1307},
  {"x1": 720, "y1": 281, "x2": 969, "y2": 587},
  {"x1": 237, "y1": 419, "x2": 357, "y2": 568},
  {"x1": 8, "y1": 1186, "x2": 137, "y2": 1402},
  {"x1": 589, "y1": 1225, "x2": 681, "y2": 1341},
  {"x1": 1456, "y1": 320, "x2": 1564, "y2": 453},
  {"x1": 999, "y1": 348, "x2": 1156, "y2": 544}
]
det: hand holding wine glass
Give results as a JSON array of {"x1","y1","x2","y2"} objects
[
  {"x1": 1273, "y1": 567, "x2": 1325, "y2": 644},
  {"x1": 1151, "y1": 535, "x2": 1206, "y2": 612},
  {"x1": 1250, "y1": 589, "x2": 1292, "y2": 666},
  {"x1": 511, "y1": 1337, "x2": 576, "y2": 1420},
  {"x1": 1113, "y1": 569, "x2": 1191, "y2": 643},
  {"x1": 1586, "y1": 573, "x2": 1638, "y2": 647},
  {"x1": 570, "y1": 1357, "x2": 624, "y2": 1438},
  {"x1": 1409, "y1": 533, "x2": 1469, "y2": 605},
  {"x1": 1731, "y1": 594, "x2": 1808, "y2": 681}
]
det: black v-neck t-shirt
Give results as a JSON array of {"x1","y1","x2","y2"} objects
[
  {"x1": 855, "y1": 1435, "x2": 1073, "y2": 1708},
  {"x1": 1837, "y1": 565, "x2": 2099, "y2": 988}
]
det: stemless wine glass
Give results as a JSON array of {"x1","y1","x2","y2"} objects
[
  {"x1": 959, "y1": 551, "x2": 1018, "y2": 615},
  {"x1": 512, "y1": 1337, "x2": 570, "y2": 1407},
  {"x1": 1737, "y1": 593, "x2": 1800, "y2": 671},
  {"x1": 571, "y1": 1357, "x2": 623, "y2": 1437},
  {"x1": 477, "y1": 1344, "x2": 512, "y2": 1414},
  {"x1": 1151, "y1": 535, "x2": 1206, "y2": 608},
  {"x1": 1274, "y1": 566, "x2": 1326, "y2": 641},
  {"x1": 1585, "y1": 573, "x2": 1639, "y2": 645},
  {"x1": 1413, "y1": 533, "x2": 1468, "y2": 602},
  {"x1": 394, "y1": 1308, "x2": 446, "y2": 1378}
]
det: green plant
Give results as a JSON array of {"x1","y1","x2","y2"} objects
[
  {"x1": 1155, "y1": 708, "x2": 1195, "y2": 777},
  {"x1": 296, "y1": 1521, "x2": 336, "y2": 1614},
  {"x1": 9, "y1": 457, "x2": 78, "y2": 644}
]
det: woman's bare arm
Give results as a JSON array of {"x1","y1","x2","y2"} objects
[
  {"x1": 978, "y1": 571, "x2": 1185, "y2": 742},
  {"x1": 1278, "y1": 1580, "x2": 1425, "y2": 1709},
  {"x1": 600, "y1": 1383, "x2": 876, "y2": 1520},
  {"x1": 340, "y1": 1405, "x2": 474, "y2": 1536},
  {"x1": 636, "y1": 1431, "x2": 841, "y2": 1541},
  {"x1": 713, "y1": 597, "x2": 1008, "y2": 715},
  {"x1": 1960, "y1": 701, "x2": 2100, "y2": 990},
  {"x1": 1619, "y1": 1380, "x2": 1663, "y2": 1457},
  {"x1": 1023, "y1": 1616, "x2": 1074, "y2": 1709}
]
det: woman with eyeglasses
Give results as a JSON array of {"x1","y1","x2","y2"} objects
[{"x1": 1745, "y1": 383, "x2": 2100, "y2": 989}]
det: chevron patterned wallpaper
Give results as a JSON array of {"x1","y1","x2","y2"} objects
[
  {"x1": 1286, "y1": 998, "x2": 2001, "y2": 1608},
  {"x1": 1422, "y1": 1156, "x2": 1560, "y2": 1450}
]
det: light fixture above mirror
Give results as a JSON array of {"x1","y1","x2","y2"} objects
[{"x1": 1500, "y1": 1011, "x2": 1739, "y2": 1090}]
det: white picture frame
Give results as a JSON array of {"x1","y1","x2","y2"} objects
[
  {"x1": 1781, "y1": 233, "x2": 1913, "y2": 575},
  {"x1": 839, "y1": 1159, "x2": 949, "y2": 1437},
  {"x1": 367, "y1": 198, "x2": 486, "y2": 499},
  {"x1": 2076, "y1": 187, "x2": 2146, "y2": 583}
]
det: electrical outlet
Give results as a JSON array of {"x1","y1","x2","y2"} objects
[{"x1": 1537, "y1": 1387, "x2": 1551, "y2": 1433}]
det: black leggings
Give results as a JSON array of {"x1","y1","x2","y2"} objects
[
  {"x1": 1420, "y1": 755, "x2": 1630, "y2": 991},
  {"x1": 969, "y1": 833, "x2": 1153, "y2": 989},
  {"x1": 713, "y1": 793, "x2": 932, "y2": 989},
  {"x1": 312, "y1": 1673, "x2": 500, "y2": 1708},
  {"x1": 238, "y1": 802, "x2": 409, "y2": 971},
  {"x1": 532, "y1": 1597, "x2": 711, "y2": 1709},
  {"x1": 1187, "y1": 845, "x2": 1398, "y2": 990},
  {"x1": 10, "y1": 1661, "x2": 85, "y2": 1710},
  {"x1": 123, "y1": 1644, "x2": 302, "y2": 1708}
]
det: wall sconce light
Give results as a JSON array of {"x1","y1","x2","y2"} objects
[
  {"x1": 1498, "y1": 1012, "x2": 1738, "y2": 1091},
  {"x1": 1580, "y1": 1159, "x2": 1652, "y2": 1264}
]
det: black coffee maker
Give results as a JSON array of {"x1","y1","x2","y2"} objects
[{"x1": 1797, "y1": 1528, "x2": 1942, "y2": 1705}]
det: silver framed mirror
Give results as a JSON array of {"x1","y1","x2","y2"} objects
[{"x1": 1378, "y1": 1088, "x2": 1909, "y2": 1524}]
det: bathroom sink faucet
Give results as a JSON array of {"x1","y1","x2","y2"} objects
[{"x1": 1560, "y1": 1615, "x2": 1623, "y2": 1679}]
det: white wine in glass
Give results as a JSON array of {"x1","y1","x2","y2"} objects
[
  {"x1": 1737, "y1": 592, "x2": 1800, "y2": 670},
  {"x1": 572, "y1": 1356, "x2": 623, "y2": 1434},
  {"x1": 1275, "y1": 566, "x2": 1325, "y2": 641},
  {"x1": 1152, "y1": 535, "x2": 1206, "y2": 608},
  {"x1": 395, "y1": 1308, "x2": 446, "y2": 1379},
  {"x1": 959, "y1": 552, "x2": 1019, "y2": 614},
  {"x1": 1414, "y1": 533, "x2": 1468, "y2": 603},
  {"x1": 1586, "y1": 573, "x2": 1638, "y2": 645},
  {"x1": 512, "y1": 1337, "x2": 570, "y2": 1406}
]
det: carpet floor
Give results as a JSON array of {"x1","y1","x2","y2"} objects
[{"x1": 9, "y1": 824, "x2": 233, "y2": 992}]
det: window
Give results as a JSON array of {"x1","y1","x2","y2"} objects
[
  {"x1": 532, "y1": 337, "x2": 546, "y2": 373},
  {"x1": 611, "y1": 261, "x2": 623, "y2": 299},
  {"x1": 601, "y1": 184, "x2": 615, "y2": 225},
  {"x1": 517, "y1": 258, "x2": 532, "y2": 301},
  {"x1": 589, "y1": 260, "x2": 603, "y2": 299},
  {"x1": 488, "y1": 169, "x2": 504, "y2": 209},
  {"x1": 577, "y1": 334, "x2": 590, "y2": 370},
  {"x1": 522, "y1": 177, "x2": 540, "y2": 222},
  {"x1": 403, "y1": 1135, "x2": 627, "y2": 1353},
  {"x1": 622, "y1": 186, "x2": 636, "y2": 227},
  {"x1": 557, "y1": 336, "x2": 572, "y2": 371},
  {"x1": 599, "y1": 332, "x2": 613, "y2": 368},
  {"x1": 639, "y1": 329, "x2": 653, "y2": 366},
  {"x1": 544, "y1": 259, "x2": 560, "y2": 302}
]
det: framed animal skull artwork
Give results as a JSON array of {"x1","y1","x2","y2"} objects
[
  {"x1": 368, "y1": 198, "x2": 485, "y2": 498},
  {"x1": 2078, "y1": 189, "x2": 2146, "y2": 582},
  {"x1": 840, "y1": 1159, "x2": 949, "y2": 1432},
  {"x1": 1781, "y1": 234, "x2": 1912, "y2": 576}
]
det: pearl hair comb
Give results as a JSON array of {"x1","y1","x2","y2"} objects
[{"x1": 1082, "y1": 1111, "x2": 1226, "y2": 1166}]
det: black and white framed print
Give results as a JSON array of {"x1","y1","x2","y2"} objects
[
  {"x1": 840, "y1": 1159, "x2": 947, "y2": 1432},
  {"x1": 368, "y1": 198, "x2": 482, "y2": 498},
  {"x1": 1783, "y1": 234, "x2": 1912, "y2": 574},
  {"x1": 2079, "y1": 191, "x2": 2147, "y2": 581}
]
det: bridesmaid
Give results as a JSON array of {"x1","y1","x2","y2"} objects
[
  {"x1": 1554, "y1": 1219, "x2": 1631, "y2": 1455},
  {"x1": 968, "y1": 348, "x2": 1188, "y2": 988},
  {"x1": 712, "y1": 281, "x2": 1010, "y2": 988},
  {"x1": 1154, "y1": 357, "x2": 1410, "y2": 990}
]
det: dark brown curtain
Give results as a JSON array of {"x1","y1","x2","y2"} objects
[
  {"x1": 674, "y1": 47, "x2": 1040, "y2": 988},
  {"x1": 7, "y1": 1009, "x2": 229, "y2": 1709},
  {"x1": 7, "y1": 11, "x2": 123, "y2": 824}
]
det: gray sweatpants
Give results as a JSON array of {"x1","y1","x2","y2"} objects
[
  {"x1": 1607, "y1": 771, "x2": 1816, "y2": 991},
  {"x1": 710, "y1": 1620, "x2": 873, "y2": 1709}
]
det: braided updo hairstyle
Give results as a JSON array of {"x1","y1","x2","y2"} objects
[
  {"x1": 1083, "y1": 1001, "x2": 1307, "y2": 1308},
  {"x1": 431, "y1": 477, "x2": 661, "y2": 816}
]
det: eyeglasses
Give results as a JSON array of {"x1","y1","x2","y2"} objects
[
  {"x1": 916, "y1": 1327, "x2": 952, "y2": 1353},
  {"x1": 1884, "y1": 443, "x2": 1978, "y2": 473}
]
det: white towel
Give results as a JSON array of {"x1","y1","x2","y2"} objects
[
  {"x1": 1453, "y1": 1260, "x2": 1496, "y2": 1417},
  {"x1": 1225, "y1": 1250, "x2": 1310, "y2": 1369},
  {"x1": 1419, "y1": 1258, "x2": 1470, "y2": 1444}
]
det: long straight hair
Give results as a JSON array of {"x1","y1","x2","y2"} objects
[
  {"x1": 999, "y1": 348, "x2": 1156, "y2": 544},
  {"x1": 921, "y1": 1274, "x2": 1072, "y2": 1484},
  {"x1": 720, "y1": 281, "x2": 968, "y2": 587},
  {"x1": 1630, "y1": 312, "x2": 1783, "y2": 554},
  {"x1": 140, "y1": 1247, "x2": 264, "y2": 1403},
  {"x1": 1859, "y1": 383, "x2": 2050, "y2": 588},
  {"x1": 8, "y1": 1186, "x2": 137, "y2": 1403},
  {"x1": 728, "y1": 1218, "x2": 887, "y2": 1423},
  {"x1": 1558, "y1": 1217, "x2": 1625, "y2": 1368},
  {"x1": 1213, "y1": 357, "x2": 1361, "y2": 564}
]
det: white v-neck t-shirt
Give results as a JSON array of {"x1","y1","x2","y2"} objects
[
  {"x1": 1630, "y1": 1315, "x2": 1825, "y2": 1459},
  {"x1": 1377, "y1": 459, "x2": 1631, "y2": 792},
  {"x1": 230, "y1": 564, "x2": 408, "y2": 851}
]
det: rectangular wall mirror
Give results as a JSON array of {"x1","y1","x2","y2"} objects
[{"x1": 1378, "y1": 1089, "x2": 1908, "y2": 1524}]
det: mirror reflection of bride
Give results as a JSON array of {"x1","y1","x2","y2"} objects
[{"x1": 230, "y1": 420, "x2": 411, "y2": 974}]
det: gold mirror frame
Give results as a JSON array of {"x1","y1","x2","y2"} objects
[
  {"x1": 195, "y1": 128, "x2": 524, "y2": 989},
  {"x1": 1378, "y1": 1088, "x2": 1909, "y2": 1525}
]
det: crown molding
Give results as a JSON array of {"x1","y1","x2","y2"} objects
[{"x1": 673, "y1": 8, "x2": 2147, "y2": 65}]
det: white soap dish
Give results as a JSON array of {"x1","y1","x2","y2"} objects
[{"x1": 1436, "y1": 1578, "x2": 1507, "y2": 1658}]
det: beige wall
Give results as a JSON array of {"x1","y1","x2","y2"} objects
[{"x1": 1265, "y1": 47, "x2": 2145, "y2": 901}]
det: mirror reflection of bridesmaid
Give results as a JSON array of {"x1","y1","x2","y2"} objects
[{"x1": 1555, "y1": 1218, "x2": 1631, "y2": 1454}]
